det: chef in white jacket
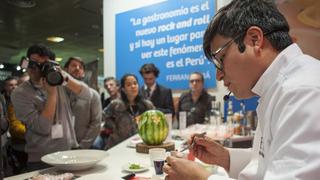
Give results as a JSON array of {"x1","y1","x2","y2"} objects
[{"x1": 163, "y1": 0, "x2": 320, "y2": 179}]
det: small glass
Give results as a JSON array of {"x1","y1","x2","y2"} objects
[{"x1": 153, "y1": 159, "x2": 165, "y2": 175}]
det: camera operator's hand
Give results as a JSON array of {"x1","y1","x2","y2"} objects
[
  {"x1": 40, "y1": 77, "x2": 57, "y2": 95},
  {"x1": 40, "y1": 77, "x2": 57, "y2": 122},
  {"x1": 57, "y1": 67, "x2": 70, "y2": 80},
  {"x1": 57, "y1": 67, "x2": 84, "y2": 95}
]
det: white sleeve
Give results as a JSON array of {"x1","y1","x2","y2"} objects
[
  {"x1": 208, "y1": 175, "x2": 235, "y2": 180},
  {"x1": 263, "y1": 87, "x2": 320, "y2": 179},
  {"x1": 208, "y1": 123, "x2": 262, "y2": 180},
  {"x1": 237, "y1": 122, "x2": 262, "y2": 179},
  {"x1": 228, "y1": 148, "x2": 252, "y2": 178},
  {"x1": 206, "y1": 148, "x2": 251, "y2": 180}
]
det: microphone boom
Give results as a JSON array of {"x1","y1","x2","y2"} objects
[{"x1": 223, "y1": 92, "x2": 232, "y2": 101}]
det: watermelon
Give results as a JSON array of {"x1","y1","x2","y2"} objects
[{"x1": 138, "y1": 110, "x2": 169, "y2": 145}]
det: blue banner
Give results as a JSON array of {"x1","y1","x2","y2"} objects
[{"x1": 116, "y1": 0, "x2": 216, "y2": 90}]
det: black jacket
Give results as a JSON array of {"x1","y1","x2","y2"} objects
[{"x1": 140, "y1": 84, "x2": 174, "y2": 115}]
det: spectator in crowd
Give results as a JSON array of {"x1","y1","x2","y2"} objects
[
  {"x1": 177, "y1": 72, "x2": 213, "y2": 127},
  {"x1": 11, "y1": 44, "x2": 91, "y2": 172},
  {"x1": 64, "y1": 57, "x2": 101, "y2": 149},
  {"x1": 2, "y1": 76, "x2": 27, "y2": 174},
  {"x1": 101, "y1": 77, "x2": 120, "y2": 109},
  {"x1": 93, "y1": 77, "x2": 119, "y2": 149},
  {"x1": 139, "y1": 63, "x2": 174, "y2": 115},
  {"x1": 1, "y1": 95, "x2": 10, "y2": 177},
  {"x1": 101, "y1": 74, "x2": 154, "y2": 149},
  {"x1": 18, "y1": 73, "x2": 30, "y2": 85},
  {"x1": 163, "y1": 0, "x2": 320, "y2": 179}
]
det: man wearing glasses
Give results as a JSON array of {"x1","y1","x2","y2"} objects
[
  {"x1": 177, "y1": 72, "x2": 214, "y2": 127},
  {"x1": 164, "y1": 0, "x2": 320, "y2": 179}
]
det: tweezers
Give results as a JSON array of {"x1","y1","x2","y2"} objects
[{"x1": 180, "y1": 132, "x2": 206, "y2": 152}]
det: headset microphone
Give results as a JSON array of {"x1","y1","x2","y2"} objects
[{"x1": 223, "y1": 92, "x2": 232, "y2": 101}]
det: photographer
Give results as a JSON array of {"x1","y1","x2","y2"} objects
[{"x1": 11, "y1": 44, "x2": 91, "y2": 172}]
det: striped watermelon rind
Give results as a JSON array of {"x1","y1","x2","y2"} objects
[{"x1": 138, "y1": 110, "x2": 169, "y2": 145}]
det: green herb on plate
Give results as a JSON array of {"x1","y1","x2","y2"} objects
[{"x1": 129, "y1": 163, "x2": 141, "y2": 169}]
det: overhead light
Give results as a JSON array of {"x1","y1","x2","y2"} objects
[
  {"x1": 0, "y1": 64, "x2": 4, "y2": 69},
  {"x1": 56, "y1": 57, "x2": 63, "y2": 62},
  {"x1": 47, "y1": 36, "x2": 64, "y2": 43},
  {"x1": 22, "y1": 69, "x2": 26, "y2": 72},
  {"x1": 98, "y1": 48, "x2": 104, "y2": 52},
  {"x1": 6, "y1": 0, "x2": 36, "y2": 8},
  {"x1": 16, "y1": 66, "x2": 21, "y2": 71}
]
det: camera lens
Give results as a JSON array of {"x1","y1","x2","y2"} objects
[{"x1": 46, "y1": 71, "x2": 64, "y2": 86}]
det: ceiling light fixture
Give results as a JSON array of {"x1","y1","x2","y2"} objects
[
  {"x1": 0, "y1": 64, "x2": 4, "y2": 69},
  {"x1": 16, "y1": 66, "x2": 21, "y2": 71},
  {"x1": 47, "y1": 36, "x2": 64, "y2": 43},
  {"x1": 6, "y1": 0, "x2": 36, "y2": 8}
]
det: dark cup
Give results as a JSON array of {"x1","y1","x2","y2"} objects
[{"x1": 153, "y1": 159, "x2": 165, "y2": 175}]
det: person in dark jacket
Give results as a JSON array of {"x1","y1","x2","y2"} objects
[
  {"x1": 177, "y1": 72, "x2": 214, "y2": 127},
  {"x1": 139, "y1": 63, "x2": 174, "y2": 115}
]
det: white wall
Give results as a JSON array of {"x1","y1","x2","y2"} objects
[{"x1": 103, "y1": 0, "x2": 231, "y2": 103}]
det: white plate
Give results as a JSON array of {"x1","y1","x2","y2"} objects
[
  {"x1": 122, "y1": 163, "x2": 149, "y2": 173},
  {"x1": 127, "y1": 135, "x2": 143, "y2": 148},
  {"x1": 41, "y1": 149, "x2": 108, "y2": 171}
]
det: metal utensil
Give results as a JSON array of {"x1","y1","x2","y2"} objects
[{"x1": 180, "y1": 132, "x2": 206, "y2": 152}]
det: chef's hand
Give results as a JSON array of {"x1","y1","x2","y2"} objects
[
  {"x1": 190, "y1": 135, "x2": 230, "y2": 171},
  {"x1": 163, "y1": 156, "x2": 211, "y2": 180},
  {"x1": 170, "y1": 150, "x2": 186, "y2": 159}
]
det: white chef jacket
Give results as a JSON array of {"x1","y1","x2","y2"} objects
[{"x1": 209, "y1": 43, "x2": 320, "y2": 180}]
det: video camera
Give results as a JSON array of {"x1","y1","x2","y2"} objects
[{"x1": 21, "y1": 58, "x2": 64, "y2": 86}]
